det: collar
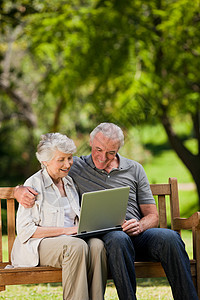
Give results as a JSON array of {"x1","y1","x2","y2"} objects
[{"x1": 41, "y1": 167, "x2": 74, "y2": 188}]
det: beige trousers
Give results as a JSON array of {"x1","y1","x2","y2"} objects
[{"x1": 39, "y1": 236, "x2": 107, "y2": 300}]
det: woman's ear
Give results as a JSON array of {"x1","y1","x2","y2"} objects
[{"x1": 42, "y1": 161, "x2": 47, "y2": 167}]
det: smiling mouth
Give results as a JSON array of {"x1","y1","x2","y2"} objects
[{"x1": 60, "y1": 169, "x2": 69, "y2": 172}]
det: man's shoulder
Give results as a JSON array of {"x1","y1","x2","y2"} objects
[
  {"x1": 119, "y1": 154, "x2": 144, "y2": 170},
  {"x1": 70, "y1": 155, "x2": 91, "y2": 175},
  {"x1": 73, "y1": 155, "x2": 91, "y2": 167}
]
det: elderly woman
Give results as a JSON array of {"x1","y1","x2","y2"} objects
[{"x1": 11, "y1": 133, "x2": 107, "y2": 300}]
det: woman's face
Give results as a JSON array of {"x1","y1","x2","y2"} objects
[{"x1": 44, "y1": 150, "x2": 73, "y2": 182}]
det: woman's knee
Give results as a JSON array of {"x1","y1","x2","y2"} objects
[
  {"x1": 63, "y1": 237, "x2": 89, "y2": 261},
  {"x1": 87, "y1": 238, "x2": 106, "y2": 260},
  {"x1": 87, "y1": 238, "x2": 105, "y2": 252}
]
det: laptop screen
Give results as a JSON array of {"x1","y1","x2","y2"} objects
[{"x1": 77, "y1": 186, "x2": 130, "y2": 235}]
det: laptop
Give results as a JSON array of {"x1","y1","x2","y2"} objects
[{"x1": 74, "y1": 186, "x2": 130, "y2": 239}]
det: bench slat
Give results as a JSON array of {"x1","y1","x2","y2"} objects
[
  {"x1": 150, "y1": 184, "x2": 171, "y2": 195},
  {"x1": 158, "y1": 195, "x2": 168, "y2": 228},
  {"x1": 0, "y1": 202, "x2": 2, "y2": 263},
  {"x1": 0, "y1": 188, "x2": 14, "y2": 199},
  {"x1": 0, "y1": 266, "x2": 62, "y2": 285},
  {"x1": 7, "y1": 199, "x2": 15, "y2": 263}
]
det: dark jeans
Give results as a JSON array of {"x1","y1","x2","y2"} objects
[{"x1": 101, "y1": 228, "x2": 198, "y2": 300}]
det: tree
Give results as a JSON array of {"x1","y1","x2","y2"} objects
[
  {"x1": 0, "y1": 0, "x2": 199, "y2": 205},
  {"x1": 62, "y1": 0, "x2": 200, "y2": 203}
]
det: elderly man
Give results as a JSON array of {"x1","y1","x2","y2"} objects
[{"x1": 14, "y1": 123, "x2": 198, "y2": 300}]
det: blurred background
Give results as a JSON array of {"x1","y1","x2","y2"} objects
[{"x1": 0, "y1": 0, "x2": 200, "y2": 219}]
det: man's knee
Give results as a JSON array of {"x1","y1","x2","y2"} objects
[
  {"x1": 167, "y1": 230, "x2": 186, "y2": 252},
  {"x1": 152, "y1": 228, "x2": 185, "y2": 253},
  {"x1": 160, "y1": 229, "x2": 182, "y2": 244},
  {"x1": 102, "y1": 231, "x2": 134, "y2": 255}
]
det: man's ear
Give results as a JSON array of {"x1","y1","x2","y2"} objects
[{"x1": 89, "y1": 139, "x2": 92, "y2": 147}]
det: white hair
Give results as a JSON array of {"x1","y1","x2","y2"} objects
[
  {"x1": 90, "y1": 122, "x2": 124, "y2": 148},
  {"x1": 36, "y1": 133, "x2": 76, "y2": 168}
]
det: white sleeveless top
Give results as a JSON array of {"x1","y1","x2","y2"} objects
[{"x1": 62, "y1": 196, "x2": 77, "y2": 227}]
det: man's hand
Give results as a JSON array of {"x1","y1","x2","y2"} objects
[
  {"x1": 14, "y1": 186, "x2": 38, "y2": 208},
  {"x1": 122, "y1": 204, "x2": 159, "y2": 237},
  {"x1": 122, "y1": 219, "x2": 142, "y2": 236}
]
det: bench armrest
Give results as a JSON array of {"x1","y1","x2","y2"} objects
[{"x1": 173, "y1": 212, "x2": 200, "y2": 230}]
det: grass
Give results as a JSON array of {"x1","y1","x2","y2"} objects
[{"x1": 0, "y1": 280, "x2": 173, "y2": 299}]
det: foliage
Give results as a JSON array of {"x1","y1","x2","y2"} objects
[
  {"x1": 1, "y1": 208, "x2": 7, "y2": 235},
  {"x1": 0, "y1": 0, "x2": 200, "y2": 204}
]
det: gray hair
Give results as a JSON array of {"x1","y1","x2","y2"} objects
[
  {"x1": 36, "y1": 133, "x2": 76, "y2": 168},
  {"x1": 90, "y1": 123, "x2": 124, "y2": 149}
]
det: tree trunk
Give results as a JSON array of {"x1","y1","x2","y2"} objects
[
  {"x1": 0, "y1": 82, "x2": 37, "y2": 128},
  {"x1": 160, "y1": 110, "x2": 200, "y2": 207}
]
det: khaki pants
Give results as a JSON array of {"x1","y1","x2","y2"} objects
[{"x1": 39, "y1": 236, "x2": 107, "y2": 300}]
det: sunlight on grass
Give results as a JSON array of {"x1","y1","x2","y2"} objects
[
  {"x1": 144, "y1": 150, "x2": 194, "y2": 184},
  {"x1": 0, "y1": 279, "x2": 173, "y2": 299},
  {"x1": 1, "y1": 232, "x2": 194, "y2": 299},
  {"x1": 1, "y1": 231, "x2": 191, "y2": 300}
]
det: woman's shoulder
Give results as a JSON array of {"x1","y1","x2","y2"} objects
[{"x1": 24, "y1": 169, "x2": 43, "y2": 186}]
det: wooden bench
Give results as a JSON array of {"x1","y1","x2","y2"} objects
[{"x1": 0, "y1": 177, "x2": 200, "y2": 297}]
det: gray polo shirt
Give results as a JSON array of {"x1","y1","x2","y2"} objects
[{"x1": 69, "y1": 154, "x2": 155, "y2": 221}]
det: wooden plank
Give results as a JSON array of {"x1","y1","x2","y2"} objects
[
  {"x1": 193, "y1": 228, "x2": 196, "y2": 260},
  {"x1": 158, "y1": 195, "x2": 168, "y2": 228},
  {"x1": 195, "y1": 229, "x2": 200, "y2": 297},
  {"x1": 150, "y1": 184, "x2": 171, "y2": 195},
  {"x1": 0, "y1": 188, "x2": 15, "y2": 200},
  {"x1": 169, "y1": 178, "x2": 180, "y2": 232},
  {"x1": 173, "y1": 212, "x2": 200, "y2": 231},
  {"x1": 135, "y1": 262, "x2": 166, "y2": 278},
  {"x1": 7, "y1": 199, "x2": 16, "y2": 263},
  {"x1": 0, "y1": 201, "x2": 2, "y2": 263},
  {"x1": 0, "y1": 267, "x2": 62, "y2": 285},
  {"x1": 0, "y1": 261, "x2": 196, "y2": 285},
  {"x1": 135, "y1": 260, "x2": 196, "y2": 278}
]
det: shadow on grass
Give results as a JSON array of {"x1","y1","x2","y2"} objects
[
  {"x1": 22, "y1": 282, "x2": 62, "y2": 288},
  {"x1": 107, "y1": 278, "x2": 169, "y2": 288},
  {"x1": 144, "y1": 142, "x2": 171, "y2": 155},
  {"x1": 136, "y1": 278, "x2": 169, "y2": 287},
  {"x1": 144, "y1": 133, "x2": 191, "y2": 156}
]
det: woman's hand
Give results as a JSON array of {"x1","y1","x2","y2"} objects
[
  {"x1": 63, "y1": 226, "x2": 78, "y2": 236},
  {"x1": 32, "y1": 226, "x2": 78, "y2": 238}
]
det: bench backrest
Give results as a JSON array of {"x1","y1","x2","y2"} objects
[{"x1": 0, "y1": 177, "x2": 180, "y2": 265}]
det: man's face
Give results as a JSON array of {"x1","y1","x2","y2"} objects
[{"x1": 90, "y1": 132, "x2": 120, "y2": 170}]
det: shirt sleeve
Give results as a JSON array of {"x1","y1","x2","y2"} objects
[
  {"x1": 16, "y1": 176, "x2": 41, "y2": 243},
  {"x1": 137, "y1": 164, "x2": 155, "y2": 205}
]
